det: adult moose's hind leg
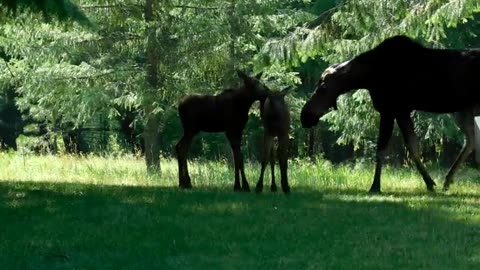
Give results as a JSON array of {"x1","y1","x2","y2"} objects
[
  {"x1": 175, "y1": 131, "x2": 195, "y2": 189},
  {"x1": 444, "y1": 109, "x2": 475, "y2": 191},
  {"x1": 277, "y1": 134, "x2": 290, "y2": 194},
  {"x1": 370, "y1": 114, "x2": 394, "y2": 193},
  {"x1": 227, "y1": 132, "x2": 250, "y2": 192},
  {"x1": 396, "y1": 114, "x2": 436, "y2": 192},
  {"x1": 256, "y1": 133, "x2": 273, "y2": 193}
]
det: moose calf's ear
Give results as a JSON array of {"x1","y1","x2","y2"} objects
[
  {"x1": 333, "y1": 102, "x2": 338, "y2": 110},
  {"x1": 255, "y1": 71, "x2": 263, "y2": 79}
]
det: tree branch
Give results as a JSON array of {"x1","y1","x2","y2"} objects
[
  {"x1": 307, "y1": 7, "x2": 338, "y2": 29},
  {"x1": 51, "y1": 70, "x2": 116, "y2": 81},
  {"x1": 1, "y1": 58, "x2": 15, "y2": 78},
  {"x1": 172, "y1": 5, "x2": 220, "y2": 10},
  {"x1": 81, "y1": 4, "x2": 143, "y2": 10}
]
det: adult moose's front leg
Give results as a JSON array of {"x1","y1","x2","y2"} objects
[
  {"x1": 175, "y1": 131, "x2": 195, "y2": 189},
  {"x1": 396, "y1": 114, "x2": 436, "y2": 192},
  {"x1": 227, "y1": 132, "x2": 250, "y2": 192},
  {"x1": 444, "y1": 109, "x2": 475, "y2": 191},
  {"x1": 370, "y1": 114, "x2": 394, "y2": 193}
]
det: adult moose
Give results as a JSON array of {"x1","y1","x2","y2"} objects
[
  {"x1": 176, "y1": 70, "x2": 270, "y2": 191},
  {"x1": 301, "y1": 35, "x2": 480, "y2": 193},
  {"x1": 256, "y1": 87, "x2": 292, "y2": 194}
]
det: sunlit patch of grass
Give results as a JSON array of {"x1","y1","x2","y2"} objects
[{"x1": 0, "y1": 152, "x2": 480, "y2": 269}]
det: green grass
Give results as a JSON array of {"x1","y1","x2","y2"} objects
[{"x1": 1, "y1": 152, "x2": 480, "y2": 269}]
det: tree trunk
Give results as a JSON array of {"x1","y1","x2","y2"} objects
[
  {"x1": 222, "y1": 0, "x2": 237, "y2": 163},
  {"x1": 144, "y1": 0, "x2": 161, "y2": 173},
  {"x1": 144, "y1": 111, "x2": 160, "y2": 173},
  {"x1": 228, "y1": 0, "x2": 236, "y2": 75}
]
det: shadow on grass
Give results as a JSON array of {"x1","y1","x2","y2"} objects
[{"x1": 0, "y1": 180, "x2": 479, "y2": 269}]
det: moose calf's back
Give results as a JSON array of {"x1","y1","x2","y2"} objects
[{"x1": 261, "y1": 93, "x2": 290, "y2": 137}]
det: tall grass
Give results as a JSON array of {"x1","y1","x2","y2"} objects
[
  {"x1": 0, "y1": 152, "x2": 479, "y2": 269},
  {"x1": 1, "y1": 151, "x2": 478, "y2": 193}
]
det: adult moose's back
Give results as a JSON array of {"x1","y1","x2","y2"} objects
[
  {"x1": 175, "y1": 70, "x2": 270, "y2": 191},
  {"x1": 301, "y1": 35, "x2": 480, "y2": 193}
]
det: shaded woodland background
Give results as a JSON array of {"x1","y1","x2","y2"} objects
[{"x1": 1, "y1": 0, "x2": 480, "y2": 171}]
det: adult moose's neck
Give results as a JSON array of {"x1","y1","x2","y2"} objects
[{"x1": 339, "y1": 58, "x2": 374, "y2": 93}]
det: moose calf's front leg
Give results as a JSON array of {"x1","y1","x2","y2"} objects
[
  {"x1": 256, "y1": 134, "x2": 274, "y2": 193},
  {"x1": 227, "y1": 132, "x2": 250, "y2": 192}
]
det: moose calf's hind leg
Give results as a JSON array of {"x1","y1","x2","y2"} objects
[
  {"x1": 270, "y1": 146, "x2": 277, "y2": 192},
  {"x1": 278, "y1": 134, "x2": 290, "y2": 194},
  {"x1": 239, "y1": 155, "x2": 250, "y2": 192},
  {"x1": 256, "y1": 134, "x2": 274, "y2": 193}
]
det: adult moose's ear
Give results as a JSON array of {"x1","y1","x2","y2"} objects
[
  {"x1": 332, "y1": 101, "x2": 338, "y2": 110},
  {"x1": 255, "y1": 71, "x2": 263, "y2": 80}
]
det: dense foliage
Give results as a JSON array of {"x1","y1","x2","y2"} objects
[{"x1": 1, "y1": 0, "x2": 480, "y2": 170}]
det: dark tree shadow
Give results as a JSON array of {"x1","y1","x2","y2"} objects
[{"x1": 0, "y1": 181, "x2": 479, "y2": 269}]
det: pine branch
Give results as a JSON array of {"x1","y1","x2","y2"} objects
[
  {"x1": 51, "y1": 70, "x2": 115, "y2": 81},
  {"x1": 172, "y1": 5, "x2": 221, "y2": 10},
  {"x1": 2, "y1": 58, "x2": 16, "y2": 78},
  {"x1": 81, "y1": 4, "x2": 143, "y2": 10},
  {"x1": 306, "y1": 7, "x2": 338, "y2": 28}
]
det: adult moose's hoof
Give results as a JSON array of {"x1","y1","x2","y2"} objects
[
  {"x1": 270, "y1": 184, "x2": 277, "y2": 192},
  {"x1": 282, "y1": 185, "x2": 290, "y2": 194}
]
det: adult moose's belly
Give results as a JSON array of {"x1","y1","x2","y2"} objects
[
  {"x1": 370, "y1": 85, "x2": 480, "y2": 114},
  {"x1": 410, "y1": 93, "x2": 479, "y2": 113}
]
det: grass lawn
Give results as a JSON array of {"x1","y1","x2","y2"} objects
[{"x1": 1, "y1": 152, "x2": 479, "y2": 269}]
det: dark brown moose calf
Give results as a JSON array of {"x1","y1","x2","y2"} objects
[
  {"x1": 256, "y1": 87, "x2": 292, "y2": 194},
  {"x1": 175, "y1": 70, "x2": 270, "y2": 191}
]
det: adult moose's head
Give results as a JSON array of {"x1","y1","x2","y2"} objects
[
  {"x1": 300, "y1": 35, "x2": 423, "y2": 128},
  {"x1": 300, "y1": 60, "x2": 362, "y2": 128}
]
